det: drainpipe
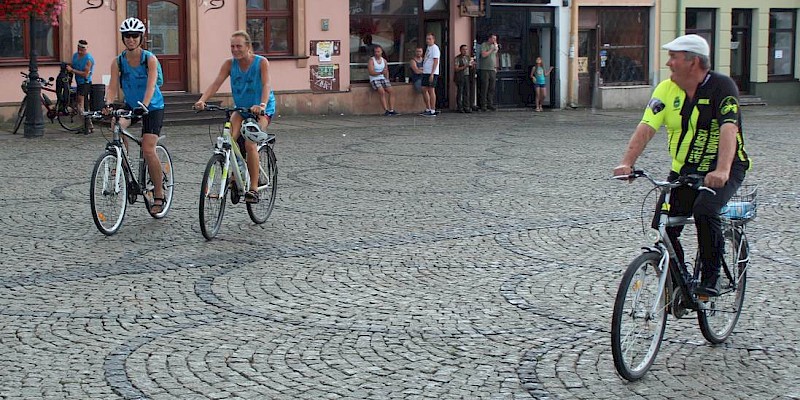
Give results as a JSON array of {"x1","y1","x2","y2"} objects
[
  {"x1": 568, "y1": 0, "x2": 579, "y2": 108},
  {"x1": 676, "y1": 0, "x2": 683, "y2": 36}
]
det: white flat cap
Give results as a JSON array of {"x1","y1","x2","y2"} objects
[{"x1": 662, "y1": 34, "x2": 710, "y2": 57}]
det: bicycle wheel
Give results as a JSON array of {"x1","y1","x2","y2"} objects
[
  {"x1": 57, "y1": 104, "x2": 85, "y2": 132},
  {"x1": 90, "y1": 151, "x2": 127, "y2": 235},
  {"x1": 246, "y1": 144, "x2": 278, "y2": 224},
  {"x1": 611, "y1": 251, "x2": 668, "y2": 381},
  {"x1": 698, "y1": 228, "x2": 748, "y2": 344},
  {"x1": 199, "y1": 154, "x2": 228, "y2": 240},
  {"x1": 12, "y1": 100, "x2": 26, "y2": 134},
  {"x1": 144, "y1": 144, "x2": 175, "y2": 219}
]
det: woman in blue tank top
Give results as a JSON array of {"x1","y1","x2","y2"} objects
[
  {"x1": 105, "y1": 17, "x2": 167, "y2": 213},
  {"x1": 195, "y1": 30, "x2": 276, "y2": 204}
]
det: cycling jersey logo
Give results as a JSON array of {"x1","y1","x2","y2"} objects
[
  {"x1": 647, "y1": 98, "x2": 665, "y2": 114},
  {"x1": 673, "y1": 96, "x2": 681, "y2": 109},
  {"x1": 720, "y1": 96, "x2": 739, "y2": 115}
]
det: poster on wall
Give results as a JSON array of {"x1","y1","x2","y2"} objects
[
  {"x1": 309, "y1": 40, "x2": 341, "y2": 57},
  {"x1": 460, "y1": 0, "x2": 486, "y2": 17},
  {"x1": 310, "y1": 64, "x2": 339, "y2": 92}
]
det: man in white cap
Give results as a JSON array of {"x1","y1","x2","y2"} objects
[{"x1": 612, "y1": 34, "x2": 751, "y2": 297}]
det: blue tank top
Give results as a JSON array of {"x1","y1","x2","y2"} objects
[
  {"x1": 534, "y1": 66, "x2": 546, "y2": 85},
  {"x1": 71, "y1": 52, "x2": 94, "y2": 84},
  {"x1": 231, "y1": 55, "x2": 276, "y2": 116},
  {"x1": 119, "y1": 50, "x2": 164, "y2": 110}
]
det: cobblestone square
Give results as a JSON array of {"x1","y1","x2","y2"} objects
[{"x1": 1, "y1": 107, "x2": 798, "y2": 399}]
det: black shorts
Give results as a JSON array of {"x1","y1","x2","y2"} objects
[
  {"x1": 76, "y1": 83, "x2": 91, "y2": 96},
  {"x1": 126, "y1": 106, "x2": 165, "y2": 136},
  {"x1": 422, "y1": 74, "x2": 438, "y2": 88}
]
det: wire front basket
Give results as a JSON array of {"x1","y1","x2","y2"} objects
[{"x1": 721, "y1": 184, "x2": 757, "y2": 221}]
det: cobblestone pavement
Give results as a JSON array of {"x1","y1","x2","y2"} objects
[{"x1": 0, "y1": 106, "x2": 798, "y2": 400}]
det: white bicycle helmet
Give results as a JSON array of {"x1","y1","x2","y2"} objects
[
  {"x1": 241, "y1": 118, "x2": 271, "y2": 143},
  {"x1": 119, "y1": 17, "x2": 146, "y2": 34}
]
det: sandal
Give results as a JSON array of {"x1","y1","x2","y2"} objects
[
  {"x1": 244, "y1": 190, "x2": 260, "y2": 204},
  {"x1": 150, "y1": 197, "x2": 165, "y2": 214}
]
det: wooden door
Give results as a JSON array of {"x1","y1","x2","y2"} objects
[{"x1": 139, "y1": 0, "x2": 186, "y2": 91}]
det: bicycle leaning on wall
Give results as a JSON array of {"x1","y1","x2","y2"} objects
[{"x1": 12, "y1": 70, "x2": 86, "y2": 134}]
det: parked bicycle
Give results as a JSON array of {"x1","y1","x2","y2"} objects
[
  {"x1": 88, "y1": 103, "x2": 174, "y2": 235},
  {"x1": 196, "y1": 105, "x2": 278, "y2": 240},
  {"x1": 12, "y1": 71, "x2": 86, "y2": 134},
  {"x1": 610, "y1": 169, "x2": 756, "y2": 381}
]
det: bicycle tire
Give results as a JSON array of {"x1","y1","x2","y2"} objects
[
  {"x1": 246, "y1": 144, "x2": 278, "y2": 224},
  {"x1": 698, "y1": 228, "x2": 748, "y2": 344},
  {"x1": 611, "y1": 251, "x2": 668, "y2": 381},
  {"x1": 56, "y1": 103, "x2": 85, "y2": 132},
  {"x1": 12, "y1": 100, "x2": 26, "y2": 134},
  {"x1": 199, "y1": 154, "x2": 228, "y2": 240},
  {"x1": 144, "y1": 144, "x2": 175, "y2": 219},
  {"x1": 90, "y1": 151, "x2": 128, "y2": 235}
]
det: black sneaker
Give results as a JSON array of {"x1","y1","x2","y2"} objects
[
  {"x1": 389, "y1": 110, "x2": 399, "y2": 116},
  {"x1": 384, "y1": 110, "x2": 392, "y2": 116},
  {"x1": 419, "y1": 110, "x2": 430, "y2": 116},
  {"x1": 694, "y1": 276, "x2": 721, "y2": 298}
]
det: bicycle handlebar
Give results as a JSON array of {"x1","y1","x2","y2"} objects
[
  {"x1": 85, "y1": 102, "x2": 149, "y2": 120},
  {"x1": 194, "y1": 104, "x2": 266, "y2": 116},
  {"x1": 612, "y1": 169, "x2": 717, "y2": 195},
  {"x1": 20, "y1": 71, "x2": 54, "y2": 87}
]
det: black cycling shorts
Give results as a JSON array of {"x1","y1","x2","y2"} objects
[{"x1": 126, "y1": 106, "x2": 165, "y2": 136}]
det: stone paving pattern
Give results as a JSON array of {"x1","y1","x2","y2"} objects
[{"x1": 0, "y1": 106, "x2": 798, "y2": 399}]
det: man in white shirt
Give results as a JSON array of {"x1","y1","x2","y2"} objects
[{"x1": 420, "y1": 33, "x2": 440, "y2": 116}]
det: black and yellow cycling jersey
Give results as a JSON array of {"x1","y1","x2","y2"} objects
[{"x1": 641, "y1": 71, "x2": 750, "y2": 175}]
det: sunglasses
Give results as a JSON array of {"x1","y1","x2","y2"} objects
[{"x1": 122, "y1": 33, "x2": 141, "y2": 39}]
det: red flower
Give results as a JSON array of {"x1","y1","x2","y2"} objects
[{"x1": 0, "y1": 0, "x2": 65, "y2": 26}]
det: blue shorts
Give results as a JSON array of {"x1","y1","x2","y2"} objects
[{"x1": 534, "y1": 83, "x2": 546, "y2": 89}]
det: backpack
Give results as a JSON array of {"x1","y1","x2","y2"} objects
[
  {"x1": 55, "y1": 62, "x2": 73, "y2": 112},
  {"x1": 117, "y1": 50, "x2": 163, "y2": 87}
]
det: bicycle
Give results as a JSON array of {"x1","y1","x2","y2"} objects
[
  {"x1": 196, "y1": 105, "x2": 278, "y2": 240},
  {"x1": 12, "y1": 71, "x2": 86, "y2": 134},
  {"x1": 88, "y1": 103, "x2": 174, "y2": 235},
  {"x1": 610, "y1": 169, "x2": 756, "y2": 381}
]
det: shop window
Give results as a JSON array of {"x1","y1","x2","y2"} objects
[
  {"x1": 598, "y1": 8, "x2": 648, "y2": 86},
  {"x1": 0, "y1": 19, "x2": 59, "y2": 65},
  {"x1": 350, "y1": 1, "x2": 431, "y2": 83},
  {"x1": 247, "y1": 0, "x2": 293, "y2": 55},
  {"x1": 686, "y1": 8, "x2": 715, "y2": 68},
  {"x1": 768, "y1": 9, "x2": 795, "y2": 79}
]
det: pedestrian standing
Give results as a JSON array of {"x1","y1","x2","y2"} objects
[
  {"x1": 419, "y1": 33, "x2": 440, "y2": 117},
  {"x1": 67, "y1": 39, "x2": 94, "y2": 132},
  {"x1": 478, "y1": 34, "x2": 499, "y2": 111},
  {"x1": 454, "y1": 44, "x2": 474, "y2": 113},
  {"x1": 530, "y1": 56, "x2": 554, "y2": 112}
]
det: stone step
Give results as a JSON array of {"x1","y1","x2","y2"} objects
[
  {"x1": 740, "y1": 95, "x2": 767, "y2": 106},
  {"x1": 162, "y1": 92, "x2": 223, "y2": 126}
]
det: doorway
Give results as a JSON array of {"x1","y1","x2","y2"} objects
[
  {"x1": 730, "y1": 9, "x2": 751, "y2": 93},
  {"x1": 127, "y1": 0, "x2": 187, "y2": 91}
]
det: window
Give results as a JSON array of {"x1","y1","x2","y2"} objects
[
  {"x1": 686, "y1": 8, "x2": 715, "y2": 68},
  {"x1": 350, "y1": 0, "x2": 448, "y2": 82},
  {"x1": 0, "y1": 18, "x2": 59, "y2": 65},
  {"x1": 768, "y1": 9, "x2": 795, "y2": 79},
  {"x1": 598, "y1": 8, "x2": 649, "y2": 85},
  {"x1": 247, "y1": 0, "x2": 293, "y2": 56}
]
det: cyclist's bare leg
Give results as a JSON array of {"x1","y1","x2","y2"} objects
[
  {"x1": 141, "y1": 133, "x2": 164, "y2": 203},
  {"x1": 117, "y1": 118, "x2": 133, "y2": 154},
  {"x1": 231, "y1": 112, "x2": 270, "y2": 192}
]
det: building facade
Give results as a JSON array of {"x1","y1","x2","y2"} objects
[{"x1": 1, "y1": 0, "x2": 799, "y2": 121}]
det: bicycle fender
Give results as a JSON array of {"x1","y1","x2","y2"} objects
[{"x1": 640, "y1": 246, "x2": 662, "y2": 255}]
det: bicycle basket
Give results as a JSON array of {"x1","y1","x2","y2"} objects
[
  {"x1": 21, "y1": 80, "x2": 28, "y2": 94},
  {"x1": 721, "y1": 184, "x2": 757, "y2": 221}
]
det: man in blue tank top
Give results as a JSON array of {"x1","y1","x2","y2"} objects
[
  {"x1": 67, "y1": 39, "x2": 94, "y2": 126},
  {"x1": 105, "y1": 17, "x2": 167, "y2": 213},
  {"x1": 194, "y1": 30, "x2": 276, "y2": 204}
]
